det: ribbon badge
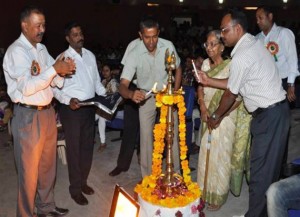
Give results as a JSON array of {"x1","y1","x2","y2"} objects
[
  {"x1": 31, "y1": 60, "x2": 40, "y2": 76},
  {"x1": 266, "y1": 41, "x2": 279, "y2": 62}
]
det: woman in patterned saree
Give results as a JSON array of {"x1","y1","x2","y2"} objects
[{"x1": 196, "y1": 30, "x2": 251, "y2": 211}]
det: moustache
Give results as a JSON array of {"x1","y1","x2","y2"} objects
[{"x1": 78, "y1": 39, "x2": 84, "y2": 44}]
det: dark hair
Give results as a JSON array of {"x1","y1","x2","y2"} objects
[
  {"x1": 226, "y1": 8, "x2": 248, "y2": 32},
  {"x1": 20, "y1": 5, "x2": 44, "y2": 22},
  {"x1": 139, "y1": 15, "x2": 159, "y2": 32},
  {"x1": 102, "y1": 63, "x2": 112, "y2": 71},
  {"x1": 257, "y1": 6, "x2": 275, "y2": 21},
  {"x1": 64, "y1": 21, "x2": 81, "y2": 36}
]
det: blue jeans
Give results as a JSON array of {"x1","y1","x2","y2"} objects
[{"x1": 267, "y1": 174, "x2": 300, "y2": 217}]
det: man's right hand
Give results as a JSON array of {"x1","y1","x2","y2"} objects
[
  {"x1": 130, "y1": 90, "x2": 145, "y2": 104},
  {"x1": 53, "y1": 54, "x2": 76, "y2": 76},
  {"x1": 194, "y1": 69, "x2": 209, "y2": 86}
]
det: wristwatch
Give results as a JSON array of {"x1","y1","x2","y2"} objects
[
  {"x1": 211, "y1": 113, "x2": 219, "y2": 120},
  {"x1": 288, "y1": 83, "x2": 294, "y2": 87}
]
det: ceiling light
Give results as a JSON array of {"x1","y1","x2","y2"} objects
[
  {"x1": 283, "y1": 0, "x2": 288, "y2": 3},
  {"x1": 147, "y1": 3, "x2": 159, "y2": 6},
  {"x1": 219, "y1": 0, "x2": 223, "y2": 4},
  {"x1": 244, "y1": 6, "x2": 258, "y2": 10},
  {"x1": 179, "y1": 0, "x2": 184, "y2": 2}
]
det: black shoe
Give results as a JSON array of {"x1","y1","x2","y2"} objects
[
  {"x1": 82, "y1": 185, "x2": 94, "y2": 195},
  {"x1": 71, "y1": 193, "x2": 88, "y2": 206},
  {"x1": 37, "y1": 207, "x2": 69, "y2": 216},
  {"x1": 109, "y1": 167, "x2": 127, "y2": 176}
]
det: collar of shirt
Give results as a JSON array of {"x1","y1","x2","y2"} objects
[
  {"x1": 138, "y1": 38, "x2": 165, "y2": 56},
  {"x1": 20, "y1": 33, "x2": 44, "y2": 53},
  {"x1": 66, "y1": 45, "x2": 87, "y2": 59},
  {"x1": 230, "y1": 33, "x2": 249, "y2": 58},
  {"x1": 261, "y1": 23, "x2": 278, "y2": 38}
]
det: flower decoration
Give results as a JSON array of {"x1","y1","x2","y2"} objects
[
  {"x1": 266, "y1": 41, "x2": 279, "y2": 62},
  {"x1": 31, "y1": 60, "x2": 40, "y2": 76},
  {"x1": 135, "y1": 88, "x2": 201, "y2": 208}
]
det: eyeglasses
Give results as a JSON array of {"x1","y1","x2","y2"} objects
[
  {"x1": 203, "y1": 41, "x2": 220, "y2": 49},
  {"x1": 220, "y1": 24, "x2": 236, "y2": 34}
]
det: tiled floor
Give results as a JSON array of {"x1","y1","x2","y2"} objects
[{"x1": 1, "y1": 109, "x2": 299, "y2": 217}]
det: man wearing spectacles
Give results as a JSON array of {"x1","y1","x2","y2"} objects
[
  {"x1": 195, "y1": 9, "x2": 290, "y2": 217},
  {"x1": 220, "y1": 24, "x2": 237, "y2": 35}
]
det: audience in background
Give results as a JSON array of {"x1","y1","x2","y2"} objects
[{"x1": 95, "y1": 63, "x2": 122, "y2": 152}]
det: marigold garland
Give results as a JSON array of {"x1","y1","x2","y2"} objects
[{"x1": 134, "y1": 89, "x2": 201, "y2": 208}]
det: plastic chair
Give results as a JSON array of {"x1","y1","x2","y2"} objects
[
  {"x1": 288, "y1": 209, "x2": 300, "y2": 217},
  {"x1": 106, "y1": 110, "x2": 124, "y2": 142},
  {"x1": 57, "y1": 123, "x2": 67, "y2": 165}
]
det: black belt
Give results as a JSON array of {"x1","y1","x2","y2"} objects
[
  {"x1": 17, "y1": 103, "x2": 51, "y2": 111},
  {"x1": 252, "y1": 99, "x2": 286, "y2": 118}
]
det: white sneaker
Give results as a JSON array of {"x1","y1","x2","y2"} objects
[{"x1": 233, "y1": 215, "x2": 244, "y2": 217}]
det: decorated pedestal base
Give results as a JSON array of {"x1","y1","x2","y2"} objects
[{"x1": 138, "y1": 196, "x2": 201, "y2": 217}]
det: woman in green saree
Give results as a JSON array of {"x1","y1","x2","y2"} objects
[{"x1": 196, "y1": 30, "x2": 251, "y2": 211}]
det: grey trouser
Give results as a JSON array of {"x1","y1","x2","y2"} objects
[
  {"x1": 12, "y1": 105, "x2": 57, "y2": 217},
  {"x1": 139, "y1": 95, "x2": 180, "y2": 177}
]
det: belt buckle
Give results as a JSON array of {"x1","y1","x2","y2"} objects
[{"x1": 37, "y1": 106, "x2": 43, "y2": 110}]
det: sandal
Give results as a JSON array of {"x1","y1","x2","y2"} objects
[
  {"x1": 207, "y1": 204, "x2": 221, "y2": 211},
  {"x1": 97, "y1": 143, "x2": 107, "y2": 153}
]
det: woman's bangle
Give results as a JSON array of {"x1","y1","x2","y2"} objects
[{"x1": 197, "y1": 98, "x2": 204, "y2": 104}]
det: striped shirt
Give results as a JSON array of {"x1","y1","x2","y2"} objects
[{"x1": 227, "y1": 33, "x2": 286, "y2": 112}]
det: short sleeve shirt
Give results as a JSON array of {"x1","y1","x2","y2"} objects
[
  {"x1": 228, "y1": 33, "x2": 286, "y2": 112},
  {"x1": 121, "y1": 38, "x2": 181, "y2": 91}
]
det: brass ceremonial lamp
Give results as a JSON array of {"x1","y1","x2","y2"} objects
[
  {"x1": 163, "y1": 49, "x2": 177, "y2": 186},
  {"x1": 155, "y1": 48, "x2": 186, "y2": 198}
]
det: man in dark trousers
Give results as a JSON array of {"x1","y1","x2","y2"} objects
[
  {"x1": 109, "y1": 39, "x2": 140, "y2": 177},
  {"x1": 53, "y1": 21, "x2": 106, "y2": 206},
  {"x1": 196, "y1": 9, "x2": 290, "y2": 217}
]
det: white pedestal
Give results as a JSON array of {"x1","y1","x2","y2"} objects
[{"x1": 138, "y1": 195, "x2": 200, "y2": 217}]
